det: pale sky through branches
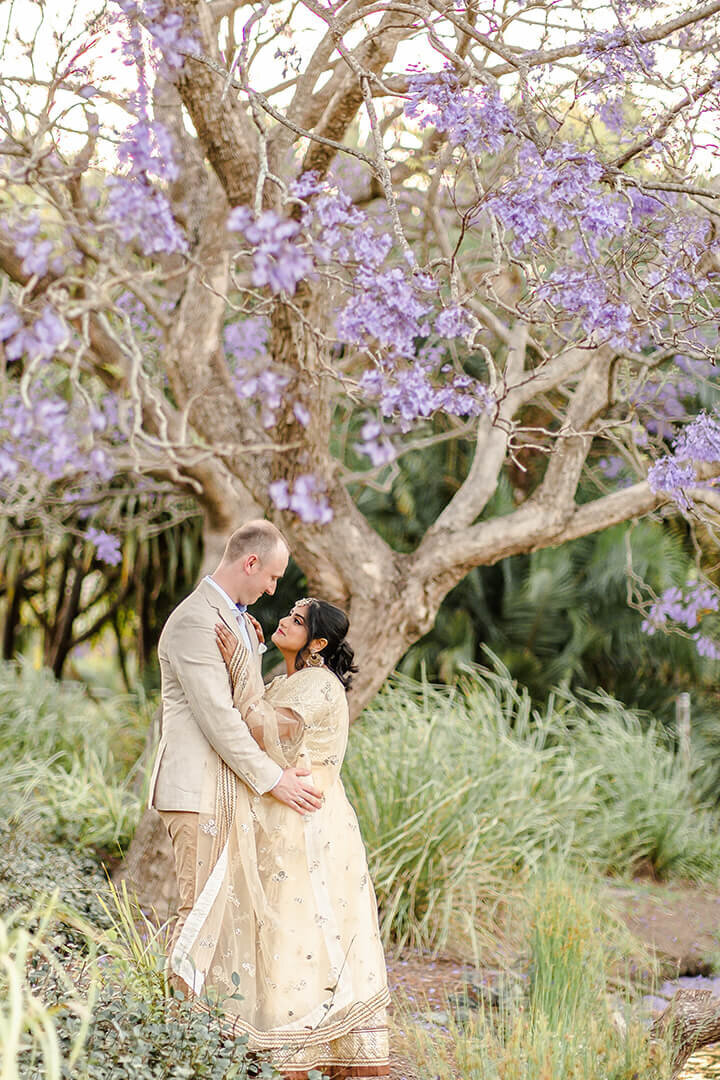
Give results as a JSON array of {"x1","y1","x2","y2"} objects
[{"x1": 4, "y1": 0, "x2": 720, "y2": 175}]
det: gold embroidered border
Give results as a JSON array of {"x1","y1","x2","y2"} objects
[{"x1": 189, "y1": 986, "x2": 391, "y2": 1051}]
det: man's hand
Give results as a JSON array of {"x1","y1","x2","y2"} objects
[
  {"x1": 247, "y1": 613, "x2": 265, "y2": 644},
  {"x1": 270, "y1": 767, "x2": 323, "y2": 815}
]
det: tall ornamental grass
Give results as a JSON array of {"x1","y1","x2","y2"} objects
[
  {"x1": 0, "y1": 660, "x2": 147, "y2": 852},
  {"x1": 393, "y1": 870, "x2": 669, "y2": 1080},
  {"x1": 344, "y1": 662, "x2": 720, "y2": 954}
]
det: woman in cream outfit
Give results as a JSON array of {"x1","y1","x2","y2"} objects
[{"x1": 169, "y1": 598, "x2": 389, "y2": 1080}]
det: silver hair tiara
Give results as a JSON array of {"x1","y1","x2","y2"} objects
[{"x1": 294, "y1": 597, "x2": 319, "y2": 608}]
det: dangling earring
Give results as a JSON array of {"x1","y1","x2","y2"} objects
[{"x1": 307, "y1": 649, "x2": 324, "y2": 668}]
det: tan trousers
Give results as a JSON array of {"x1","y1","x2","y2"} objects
[{"x1": 158, "y1": 810, "x2": 199, "y2": 957}]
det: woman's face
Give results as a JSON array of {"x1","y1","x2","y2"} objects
[{"x1": 271, "y1": 604, "x2": 310, "y2": 655}]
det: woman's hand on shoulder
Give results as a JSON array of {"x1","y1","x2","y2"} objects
[{"x1": 215, "y1": 620, "x2": 239, "y2": 667}]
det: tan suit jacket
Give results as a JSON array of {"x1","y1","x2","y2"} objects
[{"x1": 149, "y1": 578, "x2": 282, "y2": 812}]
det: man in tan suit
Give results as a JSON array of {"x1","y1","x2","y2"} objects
[{"x1": 149, "y1": 520, "x2": 322, "y2": 951}]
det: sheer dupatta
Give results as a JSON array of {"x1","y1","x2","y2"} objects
[{"x1": 169, "y1": 635, "x2": 301, "y2": 1005}]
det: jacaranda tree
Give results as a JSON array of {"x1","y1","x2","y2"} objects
[{"x1": 2, "y1": 0, "x2": 720, "y2": 708}]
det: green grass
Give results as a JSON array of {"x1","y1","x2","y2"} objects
[
  {"x1": 0, "y1": 657, "x2": 711, "y2": 1079},
  {"x1": 344, "y1": 661, "x2": 720, "y2": 955},
  {"x1": 0, "y1": 659, "x2": 149, "y2": 854},
  {"x1": 392, "y1": 870, "x2": 670, "y2": 1080}
]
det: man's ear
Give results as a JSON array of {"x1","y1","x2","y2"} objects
[{"x1": 244, "y1": 553, "x2": 259, "y2": 573}]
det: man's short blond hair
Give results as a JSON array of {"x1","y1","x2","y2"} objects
[{"x1": 222, "y1": 520, "x2": 289, "y2": 565}]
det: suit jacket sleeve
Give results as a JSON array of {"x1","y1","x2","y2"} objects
[{"x1": 164, "y1": 615, "x2": 283, "y2": 795}]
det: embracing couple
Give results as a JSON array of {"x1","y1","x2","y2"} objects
[{"x1": 148, "y1": 520, "x2": 389, "y2": 1080}]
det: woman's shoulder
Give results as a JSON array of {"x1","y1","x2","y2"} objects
[
  {"x1": 269, "y1": 665, "x2": 345, "y2": 708},
  {"x1": 295, "y1": 666, "x2": 345, "y2": 695}
]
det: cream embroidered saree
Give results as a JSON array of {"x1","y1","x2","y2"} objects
[{"x1": 169, "y1": 647, "x2": 390, "y2": 1079}]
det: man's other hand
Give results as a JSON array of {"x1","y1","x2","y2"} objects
[{"x1": 271, "y1": 768, "x2": 323, "y2": 815}]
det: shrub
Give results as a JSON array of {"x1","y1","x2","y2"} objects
[
  {"x1": 0, "y1": 660, "x2": 147, "y2": 853},
  {"x1": 344, "y1": 663, "x2": 720, "y2": 954}
]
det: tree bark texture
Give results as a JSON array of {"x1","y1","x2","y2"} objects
[{"x1": 651, "y1": 988, "x2": 720, "y2": 1077}]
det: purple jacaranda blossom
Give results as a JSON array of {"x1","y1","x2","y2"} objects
[
  {"x1": 228, "y1": 208, "x2": 313, "y2": 295},
  {"x1": 584, "y1": 29, "x2": 656, "y2": 90},
  {"x1": 233, "y1": 365, "x2": 290, "y2": 428},
  {"x1": 536, "y1": 266, "x2": 634, "y2": 348},
  {"x1": 118, "y1": 119, "x2": 178, "y2": 182},
  {"x1": 674, "y1": 412, "x2": 720, "y2": 463},
  {"x1": 0, "y1": 387, "x2": 122, "y2": 487},
  {"x1": 359, "y1": 364, "x2": 494, "y2": 429},
  {"x1": 224, "y1": 317, "x2": 269, "y2": 364},
  {"x1": 336, "y1": 267, "x2": 433, "y2": 357},
  {"x1": 293, "y1": 402, "x2": 310, "y2": 427},
  {"x1": 489, "y1": 143, "x2": 629, "y2": 255},
  {"x1": 105, "y1": 176, "x2": 187, "y2": 255},
  {"x1": 12, "y1": 215, "x2": 53, "y2": 277},
  {"x1": 647, "y1": 458, "x2": 698, "y2": 510},
  {"x1": 435, "y1": 305, "x2": 474, "y2": 339},
  {"x1": 86, "y1": 527, "x2": 123, "y2": 565},
  {"x1": 642, "y1": 581, "x2": 719, "y2": 637},
  {"x1": 113, "y1": 0, "x2": 196, "y2": 70},
  {"x1": 406, "y1": 67, "x2": 516, "y2": 155},
  {"x1": 269, "y1": 475, "x2": 333, "y2": 523},
  {"x1": 598, "y1": 455, "x2": 624, "y2": 480},
  {"x1": 289, "y1": 172, "x2": 323, "y2": 200},
  {"x1": 649, "y1": 410, "x2": 720, "y2": 510},
  {"x1": 597, "y1": 97, "x2": 625, "y2": 134},
  {"x1": 348, "y1": 226, "x2": 392, "y2": 269},
  {"x1": 628, "y1": 189, "x2": 661, "y2": 224},
  {"x1": 0, "y1": 302, "x2": 23, "y2": 342},
  {"x1": 5, "y1": 305, "x2": 67, "y2": 363},
  {"x1": 354, "y1": 419, "x2": 396, "y2": 466},
  {"x1": 694, "y1": 634, "x2": 720, "y2": 660}
]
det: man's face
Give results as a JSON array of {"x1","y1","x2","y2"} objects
[{"x1": 238, "y1": 543, "x2": 289, "y2": 604}]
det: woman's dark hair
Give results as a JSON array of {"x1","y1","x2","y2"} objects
[{"x1": 295, "y1": 599, "x2": 358, "y2": 690}]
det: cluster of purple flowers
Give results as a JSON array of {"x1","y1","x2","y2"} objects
[
  {"x1": 641, "y1": 582, "x2": 720, "y2": 660},
  {"x1": 405, "y1": 67, "x2": 516, "y2": 155},
  {"x1": 228, "y1": 208, "x2": 313, "y2": 295},
  {"x1": 12, "y1": 214, "x2": 55, "y2": 278},
  {"x1": 223, "y1": 316, "x2": 269, "y2": 363},
  {"x1": 337, "y1": 267, "x2": 434, "y2": 358},
  {"x1": 489, "y1": 143, "x2": 627, "y2": 252},
  {"x1": 106, "y1": 178, "x2": 187, "y2": 255},
  {"x1": 268, "y1": 475, "x2": 333, "y2": 524},
  {"x1": 435, "y1": 306, "x2": 474, "y2": 339},
  {"x1": 232, "y1": 363, "x2": 290, "y2": 429},
  {"x1": 113, "y1": 0, "x2": 196, "y2": 72},
  {"x1": 584, "y1": 29, "x2": 656, "y2": 91},
  {"x1": 85, "y1": 526, "x2": 123, "y2": 566},
  {"x1": 359, "y1": 360, "x2": 494, "y2": 430},
  {"x1": 103, "y1": 2, "x2": 191, "y2": 256},
  {"x1": 0, "y1": 390, "x2": 115, "y2": 486},
  {"x1": 649, "y1": 410, "x2": 720, "y2": 510},
  {"x1": 536, "y1": 267, "x2": 634, "y2": 349},
  {"x1": 353, "y1": 418, "x2": 396, "y2": 467},
  {"x1": 642, "y1": 582, "x2": 719, "y2": 633},
  {"x1": 0, "y1": 301, "x2": 67, "y2": 364}
]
